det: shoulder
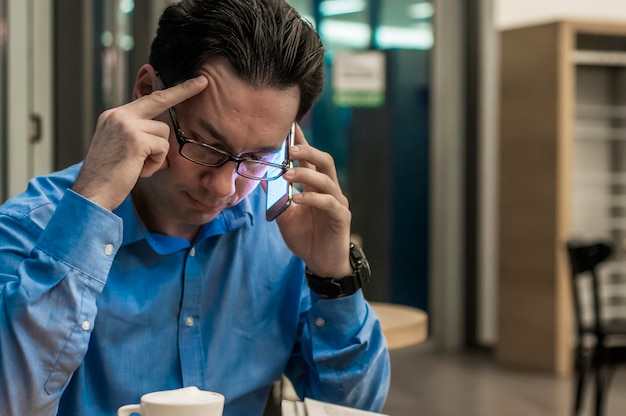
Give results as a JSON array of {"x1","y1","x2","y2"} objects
[{"x1": 0, "y1": 163, "x2": 82, "y2": 223}]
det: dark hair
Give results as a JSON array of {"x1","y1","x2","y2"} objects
[{"x1": 149, "y1": 0, "x2": 325, "y2": 120}]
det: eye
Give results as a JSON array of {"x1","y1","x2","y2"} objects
[
  {"x1": 187, "y1": 133, "x2": 225, "y2": 151},
  {"x1": 242, "y1": 153, "x2": 265, "y2": 161},
  {"x1": 243, "y1": 151, "x2": 282, "y2": 163}
]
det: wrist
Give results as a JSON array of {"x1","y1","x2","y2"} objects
[{"x1": 305, "y1": 242, "x2": 371, "y2": 299}]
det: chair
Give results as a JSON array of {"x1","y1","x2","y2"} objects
[{"x1": 566, "y1": 240, "x2": 626, "y2": 416}]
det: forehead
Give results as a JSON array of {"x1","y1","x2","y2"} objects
[
  {"x1": 179, "y1": 60, "x2": 300, "y2": 150},
  {"x1": 199, "y1": 60, "x2": 299, "y2": 117}
]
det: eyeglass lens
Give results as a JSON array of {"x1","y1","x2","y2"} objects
[{"x1": 180, "y1": 134, "x2": 288, "y2": 180}]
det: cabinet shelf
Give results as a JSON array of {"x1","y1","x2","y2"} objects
[
  {"x1": 574, "y1": 50, "x2": 626, "y2": 66},
  {"x1": 574, "y1": 134, "x2": 626, "y2": 142},
  {"x1": 577, "y1": 104, "x2": 626, "y2": 119},
  {"x1": 573, "y1": 172, "x2": 626, "y2": 184}
]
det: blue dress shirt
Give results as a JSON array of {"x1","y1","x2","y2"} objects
[{"x1": 0, "y1": 164, "x2": 390, "y2": 416}]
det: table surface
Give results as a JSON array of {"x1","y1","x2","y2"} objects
[{"x1": 370, "y1": 302, "x2": 428, "y2": 350}]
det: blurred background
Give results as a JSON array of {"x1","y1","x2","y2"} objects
[{"x1": 3, "y1": 0, "x2": 626, "y2": 414}]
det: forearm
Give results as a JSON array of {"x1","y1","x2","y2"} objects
[
  {"x1": 287, "y1": 291, "x2": 390, "y2": 411},
  {"x1": 0, "y1": 190, "x2": 121, "y2": 414}
]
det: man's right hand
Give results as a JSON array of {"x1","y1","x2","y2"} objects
[{"x1": 71, "y1": 75, "x2": 208, "y2": 211}]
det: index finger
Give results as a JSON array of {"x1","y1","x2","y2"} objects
[{"x1": 132, "y1": 75, "x2": 208, "y2": 119}]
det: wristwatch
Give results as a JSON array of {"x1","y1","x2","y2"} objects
[{"x1": 305, "y1": 242, "x2": 371, "y2": 299}]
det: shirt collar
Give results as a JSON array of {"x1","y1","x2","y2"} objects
[{"x1": 113, "y1": 195, "x2": 255, "y2": 255}]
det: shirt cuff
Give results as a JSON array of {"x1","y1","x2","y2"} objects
[
  {"x1": 36, "y1": 189, "x2": 123, "y2": 283},
  {"x1": 308, "y1": 290, "x2": 368, "y2": 348}
]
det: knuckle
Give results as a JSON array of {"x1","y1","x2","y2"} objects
[
  {"x1": 147, "y1": 90, "x2": 168, "y2": 107},
  {"x1": 157, "y1": 121, "x2": 171, "y2": 137},
  {"x1": 97, "y1": 109, "x2": 115, "y2": 124},
  {"x1": 321, "y1": 151, "x2": 334, "y2": 166},
  {"x1": 324, "y1": 175, "x2": 335, "y2": 189},
  {"x1": 97, "y1": 108, "x2": 130, "y2": 132},
  {"x1": 339, "y1": 194, "x2": 349, "y2": 208},
  {"x1": 104, "y1": 108, "x2": 125, "y2": 123}
]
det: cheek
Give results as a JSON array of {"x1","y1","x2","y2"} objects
[
  {"x1": 234, "y1": 178, "x2": 261, "y2": 199},
  {"x1": 167, "y1": 147, "x2": 195, "y2": 175},
  {"x1": 167, "y1": 139, "x2": 181, "y2": 162}
]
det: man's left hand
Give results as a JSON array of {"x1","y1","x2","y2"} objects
[{"x1": 276, "y1": 124, "x2": 353, "y2": 279}]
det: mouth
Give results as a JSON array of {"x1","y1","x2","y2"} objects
[{"x1": 184, "y1": 192, "x2": 223, "y2": 214}]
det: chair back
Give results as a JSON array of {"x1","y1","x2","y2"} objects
[{"x1": 566, "y1": 241, "x2": 613, "y2": 337}]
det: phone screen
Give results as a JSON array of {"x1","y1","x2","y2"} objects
[{"x1": 265, "y1": 124, "x2": 295, "y2": 221}]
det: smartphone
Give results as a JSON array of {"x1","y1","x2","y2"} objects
[{"x1": 265, "y1": 123, "x2": 295, "y2": 221}]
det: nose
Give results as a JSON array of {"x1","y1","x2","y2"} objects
[{"x1": 200, "y1": 161, "x2": 238, "y2": 198}]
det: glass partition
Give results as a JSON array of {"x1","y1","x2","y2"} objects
[
  {"x1": 0, "y1": 0, "x2": 6, "y2": 202},
  {"x1": 287, "y1": 0, "x2": 433, "y2": 308}
]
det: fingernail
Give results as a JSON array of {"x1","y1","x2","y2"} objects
[{"x1": 290, "y1": 145, "x2": 301, "y2": 153}]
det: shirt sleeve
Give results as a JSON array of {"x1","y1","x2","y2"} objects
[
  {"x1": 0, "y1": 190, "x2": 122, "y2": 415},
  {"x1": 285, "y1": 286, "x2": 391, "y2": 412}
]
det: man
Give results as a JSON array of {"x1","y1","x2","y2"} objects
[{"x1": 0, "y1": 0, "x2": 390, "y2": 415}]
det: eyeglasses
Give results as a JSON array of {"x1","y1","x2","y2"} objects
[{"x1": 166, "y1": 106, "x2": 290, "y2": 181}]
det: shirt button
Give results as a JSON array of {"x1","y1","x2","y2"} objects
[
  {"x1": 190, "y1": 247, "x2": 196, "y2": 257},
  {"x1": 81, "y1": 320, "x2": 91, "y2": 331},
  {"x1": 315, "y1": 317, "x2": 326, "y2": 327},
  {"x1": 185, "y1": 316, "x2": 195, "y2": 327},
  {"x1": 104, "y1": 244, "x2": 114, "y2": 256}
]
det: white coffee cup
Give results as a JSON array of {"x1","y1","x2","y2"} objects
[{"x1": 117, "y1": 386, "x2": 224, "y2": 416}]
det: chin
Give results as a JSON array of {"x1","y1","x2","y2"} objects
[{"x1": 183, "y1": 207, "x2": 220, "y2": 224}]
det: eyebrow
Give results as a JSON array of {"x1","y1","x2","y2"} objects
[{"x1": 194, "y1": 116, "x2": 284, "y2": 154}]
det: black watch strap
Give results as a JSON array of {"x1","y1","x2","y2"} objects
[{"x1": 305, "y1": 242, "x2": 371, "y2": 299}]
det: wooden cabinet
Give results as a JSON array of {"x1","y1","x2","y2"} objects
[{"x1": 497, "y1": 20, "x2": 626, "y2": 375}]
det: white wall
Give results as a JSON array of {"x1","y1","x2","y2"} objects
[{"x1": 496, "y1": 0, "x2": 626, "y2": 29}]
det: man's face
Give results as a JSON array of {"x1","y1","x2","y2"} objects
[{"x1": 133, "y1": 60, "x2": 300, "y2": 240}]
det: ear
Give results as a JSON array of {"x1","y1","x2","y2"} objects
[{"x1": 133, "y1": 64, "x2": 160, "y2": 100}]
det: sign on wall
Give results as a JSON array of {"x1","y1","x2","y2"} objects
[{"x1": 332, "y1": 50, "x2": 386, "y2": 108}]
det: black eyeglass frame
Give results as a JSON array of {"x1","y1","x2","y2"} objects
[{"x1": 166, "y1": 107, "x2": 290, "y2": 181}]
